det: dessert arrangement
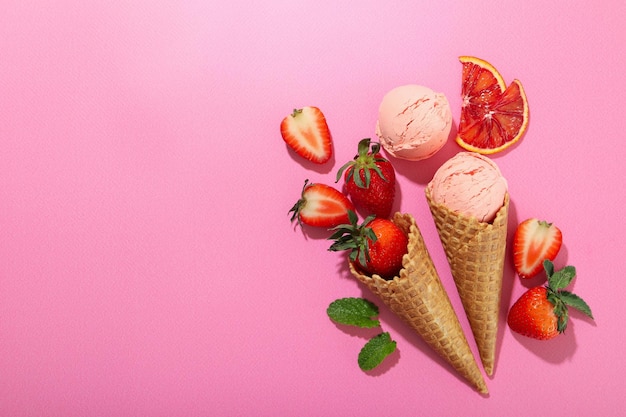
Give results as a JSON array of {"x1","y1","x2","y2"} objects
[{"x1": 281, "y1": 56, "x2": 594, "y2": 395}]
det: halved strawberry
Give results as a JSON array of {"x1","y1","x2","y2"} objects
[
  {"x1": 289, "y1": 180, "x2": 354, "y2": 228},
  {"x1": 513, "y1": 218, "x2": 563, "y2": 279},
  {"x1": 280, "y1": 106, "x2": 332, "y2": 164}
]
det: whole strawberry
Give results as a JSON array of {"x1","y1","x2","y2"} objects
[
  {"x1": 507, "y1": 260, "x2": 594, "y2": 340},
  {"x1": 336, "y1": 138, "x2": 396, "y2": 218},
  {"x1": 328, "y1": 210, "x2": 408, "y2": 280}
]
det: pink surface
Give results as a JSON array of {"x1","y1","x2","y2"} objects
[{"x1": 1, "y1": 1, "x2": 625, "y2": 416}]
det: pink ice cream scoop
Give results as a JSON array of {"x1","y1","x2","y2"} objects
[
  {"x1": 427, "y1": 152, "x2": 507, "y2": 223},
  {"x1": 375, "y1": 84, "x2": 452, "y2": 161}
]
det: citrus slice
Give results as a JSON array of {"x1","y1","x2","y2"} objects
[{"x1": 456, "y1": 56, "x2": 529, "y2": 154}]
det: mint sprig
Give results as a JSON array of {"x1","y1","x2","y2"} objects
[
  {"x1": 327, "y1": 297, "x2": 397, "y2": 371},
  {"x1": 545, "y1": 259, "x2": 576, "y2": 290},
  {"x1": 543, "y1": 260, "x2": 594, "y2": 333},
  {"x1": 559, "y1": 291, "x2": 593, "y2": 319},
  {"x1": 358, "y1": 332, "x2": 397, "y2": 371},
  {"x1": 327, "y1": 297, "x2": 380, "y2": 328}
]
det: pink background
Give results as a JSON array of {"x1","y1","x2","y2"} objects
[{"x1": 2, "y1": 1, "x2": 625, "y2": 416}]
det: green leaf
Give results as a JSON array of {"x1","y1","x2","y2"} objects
[
  {"x1": 548, "y1": 265, "x2": 577, "y2": 290},
  {"x1": 327, "y1": 213, "x2": 377, "y2": 273},
  {"x1": 543, "y1": 259, "x2": 555, "y2": 279},
  {"x1": 545, "y1": 289, "x2": 565, "y2": 332},
  {"x1": 556, "y1": 308, "x2": 570, "y2": 333},
  {"x1": 358, "y1": 332, "x2": 397, "y2": 371},
  {"x1": 359, "y1": 167, "x2": 369, "y2": 188},
  {"x1": 559, "y1": 291, "x2": 594, "y2": 319},
  {"x1": 371, "y1": 164, "x2": 387, "y2": 183},
  {"x1": 357, "y1": 137, "x2": 372, "y2": 156},
  {"x1": 327, "y1": 298, "x2": 380, "y2": 328},
  {"x1": 348, "y1": 209, "x2": 359, "y2": 225}
]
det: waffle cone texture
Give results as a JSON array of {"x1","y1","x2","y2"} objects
[
  {"x1": 348, "y1": 213, "x2": 488, "y2": 394},
  {"x1": 425, "y1": 189, "x2": 509, "y2": 376}
]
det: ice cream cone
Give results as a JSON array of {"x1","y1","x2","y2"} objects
[
  {"x1": 348, "y1": 212, "x2": 488, "y2": 394},
  {"x1": 425, "y1": 188, "x2": 509, "y2": 376}
]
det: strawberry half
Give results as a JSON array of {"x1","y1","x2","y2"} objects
[
  {"x1": 507, "y1": 260, "x2": 593, "y2": 340},
  {"x1": 280, "y1": 106, "x2": 332, "y2": 164},
  {"x1": 513, "y1": 218, "x2": 563, "y2": 279},
  {"x1": 289, "y1": 180, "x2": 354, "y2": 228},
  {"x1": 328, "y1": 211, "x2": 408, "y2": 279}
]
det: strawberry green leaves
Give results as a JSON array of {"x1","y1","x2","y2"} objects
[
  {"x1": 328, "y1": 211, "x2": 378, "y2": 270},
  {"x1": 335, "y1": 138, "x2": 396, "y2": 218},
  {"x1": 336, "y1": 138, "x2": 388, "y2": 189},
  {"x1": 327, "y1": 297, "x2": 397, "y2": 371}
]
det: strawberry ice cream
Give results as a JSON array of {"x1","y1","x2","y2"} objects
[
  {"x1": 427, "y1": 152, "x2": 507, "y2": 223},
  {"x1": 375, "y1": 85, "x2": 452, "y2": 161}
]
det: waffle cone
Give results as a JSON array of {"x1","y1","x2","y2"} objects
[
  {"x1": 425, "y1": 189, "x2": 509, "y2": 376},
  {"x1": 348, "y1": 212, "x2": 488, "y2": 394}
]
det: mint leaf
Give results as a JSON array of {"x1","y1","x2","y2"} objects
[
  {"x1": 546, "y1": 289, "x2": 568, "y2": 332},
  {"x1": 358, "y1": 332, "x2": 397, "y2": 371},
  {"x1": 559, "y1": 291, "x2": 594, "y2": 319},
  {"x1": 548, "y1": 265, "x2": 576, "y2": 290},
  {"x1": 543, "y1": 259, "x2": 555, "y2": 279},
  {"x1": 327, "y1": 298, "x2": 380, "y2": 328}
]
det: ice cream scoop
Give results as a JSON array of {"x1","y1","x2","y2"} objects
[
  {"x1": 375, "y1": 85, "x2": 452, "y2": 161},
  {"x1": 427, "y1": 152, "x2": 507, "y2": 223}
]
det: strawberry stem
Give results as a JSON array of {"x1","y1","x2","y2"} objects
[
  {"x1": 288, "y1": 179, "x2": 311, "y2": 228},
  {"x1": 328, "y1": 210, "x2": 377, "y2": 268},
  {"x1": 336, "y1": 138, "x2": 388, "y2": 188}
]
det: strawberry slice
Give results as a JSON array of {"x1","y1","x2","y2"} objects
[
  {"x1": 280, "y1": 106, "x2": 332, "y2": 164},
  {"x1": 289, "y1": 180, "x2": 354, "y2": 228},
  {"x1": 513, "y1": 218, "x2": 563, "y2": 279}
]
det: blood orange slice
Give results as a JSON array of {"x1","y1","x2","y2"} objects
[{"x1": 456, "y1": 56, "x2": 529, "y2": 154}]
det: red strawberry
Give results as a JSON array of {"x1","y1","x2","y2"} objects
[
  {"x1": 336, "y1": 138, "x2": 396, "y2": 218},
  {"x1": 328, "y1": 211, "x2": 408, "y2": 279},
  {"x1": 507, "y1": 287, "x2": 560, "y2": 340},
  {"x1": 289, "y1": 179, "x2": 354, "y2": 228},
  {"x1": 507, "y1": 260, "x2": 593, "y2": 340},
  {"x1": 280, "y1": 106, "x2": 332, "y2": 164},
  {"x1": 513, "y1": 218, "x2": 563, "y2": 279}
]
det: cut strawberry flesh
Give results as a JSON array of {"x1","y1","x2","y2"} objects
[
  {"x1": 280, "y1": 107, "x2": 332, "y2": 164},
  {"x1": 513, "y1": 219, "x2": 562, "y2": 279},
  {"x1": 301, "y1": 193, "x2": 349, "y2": 218}
]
